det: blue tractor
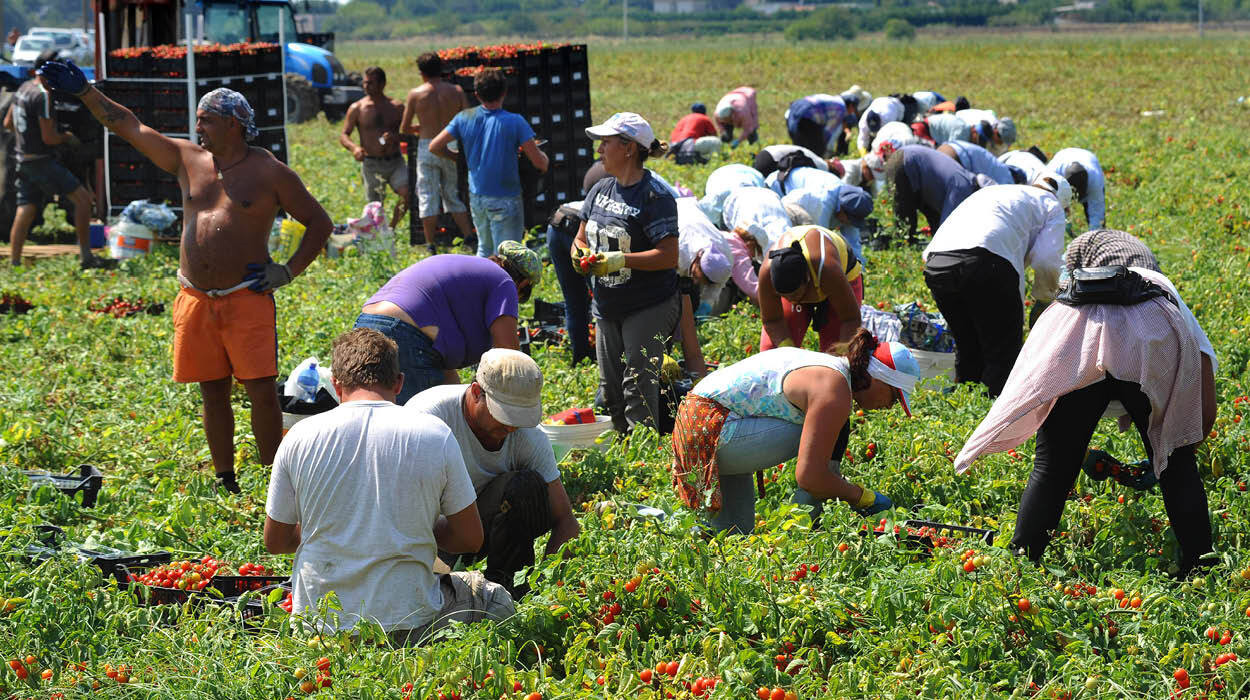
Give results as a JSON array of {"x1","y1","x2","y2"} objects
[{"x1": 197, "y1": 0, "x2": 364, "y2": 122}]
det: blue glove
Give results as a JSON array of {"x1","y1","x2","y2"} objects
[
  {"x1": 730, "y1": 138, "x2": 741, "y2": 148},
  {"x1": 244, "y1": 262, "x2": 293, "y2": 292},
  {"x1": 852, "y1": 490, "x2": 893, "y2": 517},
  {"x1": 37, "y1": 60, "x2": 89, "y2": 97},
  {"x1": 694, "y1": 302, "x2": 713, "y2": 317}
]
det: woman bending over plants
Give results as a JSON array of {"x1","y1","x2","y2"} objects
[{"x1": 670, "y1": 328, "x2": 920, "y2": 534}]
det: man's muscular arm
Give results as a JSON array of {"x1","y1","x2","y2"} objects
[
  {"x1": 338, "y1": 102, "x2": 364, "y2": 160},
  {"x1": 400, "y1": 89, "x2": 420, "y2": 135},
  {"x1": 79, "y1": 87, "x2": 184, "y2": 175},
  {"x1": 273, "y1": 163, "x2": 333, "y2": 277}
]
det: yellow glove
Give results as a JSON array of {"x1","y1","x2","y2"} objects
[
  {"x1": 589, "y1": 251, "x2": 626, "y2": 276},
  {"x1": 777, "y1": 338, "x2": 796, "y2": 348},
  {"x1": 660, "y1": 354, "x2": 682, "y2": 383}
]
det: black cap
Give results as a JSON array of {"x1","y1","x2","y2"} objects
[
  {"x1": 768, "y1": 241, "x2": 809, "y2": 295},
  {"x1": 1063, "y1": 162, "x2": 1089, "y2": 201}
]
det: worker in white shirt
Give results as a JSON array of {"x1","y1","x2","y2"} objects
[
  {"x1": 921, "y1": 171, "x2": 1071, "y2": 396},
  {"x1": 937, "y1": 139, "x2": 1018, "y2": 185},
  {"x1": 753, "y1": 143, "x2": 841, "y2": 179},
  {"x1": 856, "y1": 96, "x2": 905, "y2": 155},
  {"x1": 998, "y1": 147, "x2": 1048, "y2": 184},
  {"x1": 1046, "y1": 147, "x2": 1106, "y2": 230},
  {"x1": 955, "y1": 110, "x2": 1016, "y2": 155}
]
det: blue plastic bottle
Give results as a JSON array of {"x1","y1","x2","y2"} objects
[{"x1": 295, "y1": 362, "x2": 320, "y2": 403}]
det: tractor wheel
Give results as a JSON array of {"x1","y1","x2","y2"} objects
[{"x1": 284, "y1": 74, "x2": 319, "y2": 124}]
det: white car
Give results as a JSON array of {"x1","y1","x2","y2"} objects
[
  {"x1": 11, "y1": 36, "x2": 54, "y2": 66},
  {"x1": 27, "y1": 28, "x2": 90, "y2": 63}
]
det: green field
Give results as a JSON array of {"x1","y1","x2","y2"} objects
[{"x1": 2, "y1": 34, "x2": 1250, "y2": 699}]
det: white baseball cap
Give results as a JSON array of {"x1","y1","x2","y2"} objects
[
  {"x1": 586, "y1": 112, "x2": 655, "y2": 149},
  {"x1": 476, "y1": 349, "x2": 544, "y2": 428}
]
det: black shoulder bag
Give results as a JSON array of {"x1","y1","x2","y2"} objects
[{"x1": 1056, "y1": 266, "x2": 1175, "y2": 307}]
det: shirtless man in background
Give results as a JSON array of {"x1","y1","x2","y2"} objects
[
  {"x1": 40, "y1": 60, "x2": 332, "y2": 494},
  {"x1": 400, "y1": 51, "x2": 474, "y2": 254},
  {"x1": 340, "y1": 66, "x2": 408, "y2": 229}
]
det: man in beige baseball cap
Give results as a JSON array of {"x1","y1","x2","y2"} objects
[{"x1": 406, "y1": 349, "x2": 580, "y2": 596}]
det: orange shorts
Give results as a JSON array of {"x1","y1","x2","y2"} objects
[{"x1": 172, "y1": 287, "x2": 278, "y2": 383}]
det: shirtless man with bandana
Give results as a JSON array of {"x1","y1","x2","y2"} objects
[{"x1": 39, "y1": 60, "x2": 333, "y2": 494}]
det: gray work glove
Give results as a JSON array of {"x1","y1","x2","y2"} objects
[{"x1": 244, "y1": 262, "x2": 293, "y2": 292}]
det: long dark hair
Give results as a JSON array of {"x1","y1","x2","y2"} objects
[{"x1": 845, "y1": 328, "x2": 879, "y2": 392}]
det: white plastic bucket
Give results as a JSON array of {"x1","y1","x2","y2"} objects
[
  {"x1": 539, "y1": 415, "x2": 613, "y2": 462},
  {"x1": 282, "y1": 412, "x2": 309, "y2": 437},
  {"x1": 910, "y1": 348, "x2": 956, "y2": 381},
  {"x1": 108, "y1": 221, "x2": 153, "y2": 259}
]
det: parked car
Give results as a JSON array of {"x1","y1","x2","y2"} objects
[
  {"x1": 10, "y1": 36, "x2": 54, "y2": 66},
  {"x1": 27, "y1": 28, "x2": 90, "y2": 63}
]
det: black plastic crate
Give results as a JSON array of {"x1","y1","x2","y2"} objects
[
  {"x1": 22, "y1": 464, "x2": 103, "y2": 507},
  {"x1": 131, "y1": 574, "x2": 288, "y2": 607},
  {"x1": 255, "y1": 128, "x2": 288, "y2": 164}
]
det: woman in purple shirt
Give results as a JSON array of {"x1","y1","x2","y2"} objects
[{"x1": 354, "y1": 243, "x2": 542, "y2": 404}]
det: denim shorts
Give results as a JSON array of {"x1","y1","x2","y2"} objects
[
  {"x1": 16, "y1": 158, "x2": 80, "y2": 206},
  {"x1": 353, "y1": 313, "x2": 447, "y2": 405},
  {"x1": 469, "y1": 193, "x2": 524, "y2": 257}
]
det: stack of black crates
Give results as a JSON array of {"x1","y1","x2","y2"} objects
[
  {"x1": 96, "y1": 45, "x2": 287, "y2": 217},
  {"x1": 437, "y1": 43, "x2": 593, "y2": 230}
]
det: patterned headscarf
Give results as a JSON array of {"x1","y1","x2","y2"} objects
[{"x1": 197, "y1": 88, "x2": 258, "y2": 142}]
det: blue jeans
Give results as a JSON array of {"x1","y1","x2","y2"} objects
[
  {"x1": 711, "y1": 416, "x2": 830, "y2": 534},
  {"x1": 352, "y1": 313, "x2": 446, "y2": 405},
  {"x1": 470, "y1": 193, "x2": 524, "y2": 257},
  {"x1": 544, "y1": 224, "x2": 593, "y2": 363}
]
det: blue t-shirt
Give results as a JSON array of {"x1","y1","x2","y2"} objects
[
  {"x1": 579, "y1": 171, "x2": 679, "y2": 320},
  {"x1": 446, "y1": 106, "x2": 536, "y2": 198}
]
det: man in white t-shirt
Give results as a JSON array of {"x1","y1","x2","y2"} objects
[
  {"x1": 265, "y1": 328, "x2": 514, "y2": 644},
  {"x1": 406, "y1": 349, "x2": 580, "y2": 597}
]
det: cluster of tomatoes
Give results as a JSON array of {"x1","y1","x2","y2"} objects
[
  {"x1": 1204, "y1": 626, "x2": 1235, "y2": 645},
  {"x1": 87, "y1": 295, "x2": 159, "y2": 318},
  {"x1": 1058, "y1": 581, "x2": 1098, "y2": 598},
  {"x1": 291, "y1": 657, "x2": 332, "y2": 694},
  {"x1": 785, "y1": 562, "x2": 819, "y2": 583},
  {"x1": 905, "y1": 525, "x2": 960, "y2": 550},
  {"x1": 1108, "y1": 587, "x2": 1143, "y2": 609},
  {"x1": 573, "y1": 249, "x2": 604, "y2": 273},
  {"x1": 109, "y1": 42, "x2": 277, "y2": 60},
  {"x1": 755, "y1": 687, "x2": 798, "y2": 700},
  {"x1": 7, "y1": 657, "x2": 133, "y2": 687},
  {"x1": 594, "y1": 589, "x2": 623, "y2": 626},
  {"x1": 127, "y1": 556, "x2": 271, "y2": 591},
  {"x1": 637, "y1": 661, "x2": 719, "y2": 697},
  {"x1": 960, "y1": 548, "x2": 991, "y2": 573},
  {"x1": 0, "y1": 292, "x2": 32, "y2": 314},
  {"x1": 437, "y1": 43, "x2": 554, "y2": 61},
  {"x1": 453, "y1": 65, "x2": 517, "y2": 78}
]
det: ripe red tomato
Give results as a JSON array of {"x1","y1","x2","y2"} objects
[
  {"x1": 525, "y1": 693, "x2": 542, "y2": 700},
  {"x1": 770, "y1": 687, "x2": 786, "y2": 700},
  {"x1": 1174, "y1": 668, "x2": 1190, "y2": 688},
  {"x1": 1017, "y1": 598, "x2": 1031, "y2": 612},
  {"x1": 665, "y1": 660, "x2": 679, "y2": 676},
  {"x1": 640, "y1": 669, "x2": 653, "y2": 683},
  {"x1": 756, "y1": 688, "x2": 770, "y2": 700},
  {"x1": 316, "y1": 657, "x2": 330, "y2": 672}
]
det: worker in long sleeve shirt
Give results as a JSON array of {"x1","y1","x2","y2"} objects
[
  {"x1": 885, "y1": 145, "x2": 987, "y2": 243},
  {"x1": 921, "y1": 172, "x2": 1071, "y2": 396},
  {"x1": 714, "y1": 86, "x2": 760, "y2": 147},
  {"x1": 1047, "y1": 147, "x2": 1106, "y2": 230},
  {"x1": 937, "y1": 139, "x2": 1017, "y2": 185},
  {"x1": 785, "y1": 94, "x2": 852, "y2": 157},
  {"x1": 856, "y1": 96, "x2": 905, "y2": 155},
  {"x1": 954, "y1": 109, "x2": 1016, "y2": 155},
  {"x1": 998, "y1": 148, "x2": 1047, "y2": 184}
]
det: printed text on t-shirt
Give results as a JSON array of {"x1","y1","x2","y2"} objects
[{"x1": 594, "y1": 192, "x2": 641, "y2": 218}]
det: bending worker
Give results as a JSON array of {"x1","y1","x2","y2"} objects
[
  {"x1": 757, "y1": 225, "x2": 863, "y2": 353},
  {"x1": 670, "y1": 329, "x2": 920, "y2": 533}
]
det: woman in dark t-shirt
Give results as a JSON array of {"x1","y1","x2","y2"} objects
[{"x1": 573, "y1": 112, "x2": 680, "y2": 432}]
